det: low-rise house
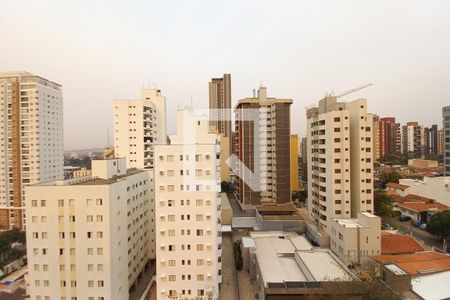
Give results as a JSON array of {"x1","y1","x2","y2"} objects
[
  {"x1": 396, "y1": 202, "x2": 447, "y2": 223},
  {"x1": 381, "y1": 233, "x2": 424, "y2": 255}
]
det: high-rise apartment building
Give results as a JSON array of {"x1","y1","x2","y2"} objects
[
  {"x1": 401, "y1": 122, "x2": 424, "y2": 155},
  {"x1": 379, "y1": 117, "x2": 398, "y2": 159},
  {"x1": 438, "y1": 128, "x2": 444, "y2": 156},
  {"x1": 0, "y1": 71, "x2": 63, "y2": 230},
  {"x1": 290, "y1": 134, "x2": 299, "y2": 192},
  {"x1": 424, "y1": 124, "x2": 438, "y2": 155},
  {"x1": 235, "y1": 87, "x2": 292, "y2": 207},
  {"x1": 154, "y1": 109, "x2": 222, "y2": 299},
  {"x1": 444, "y1": 106, "x2": 450, "y2": 175},
  {"x1": 209, "y1": 74, "x2": 232, "y2": 182},
  {"x1": 372, "y1": 115, "x2": 380, "y2": 161},
  {"x1": 25, "y1": 158, "x2": 155, "y2": 300},
  {"x1": 307, "y1": 96, "x2": 374, "y2": 232},
  {"x1": 113, "y1": 89, "x2": 166, "y2": 169}
]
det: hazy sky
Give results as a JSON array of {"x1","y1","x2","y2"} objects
[{"x1": 1, "y1": 0, "x2": 449, "y2": 150}]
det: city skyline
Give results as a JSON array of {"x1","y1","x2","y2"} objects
[{"x1": 1, "y1": 1, "x2": 450, "y2": 149}]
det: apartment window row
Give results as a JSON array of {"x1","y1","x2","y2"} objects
[
  {"x1": 160, "y1": 154, "x2": 211, "y2": 162},
  {"x1": 159, "y1": 169, "x2": 212, "y2": 176},
  {"x1": 167, "y1": 244, "x2": 208, "y2": 252},
  {"x1": 167, "y1": 289, "x2": 205, "y2": 297},
  {"x1": 168, "y1": 274, "x2": 207, "y2": 282},
  {"x1": 160, "y1": 184, "x2": 211, "y2": 192}
]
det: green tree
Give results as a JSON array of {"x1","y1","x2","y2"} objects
[
  {"x1": 426, "y1": 210, "x2": 450, "y2": 252},
  {"x1": 221, "y1": 181, "x2": 235, "y2": 194},
  {"x1": 374, "y1": 191, "x2": 394, "y2": 224},
  {"x1": 378, "y1": 171, "x2": 401, "y2": 187}
]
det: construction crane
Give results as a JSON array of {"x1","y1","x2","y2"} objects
[{"x1": 335, "y1": 83, "x2": 373, "y2": 98}]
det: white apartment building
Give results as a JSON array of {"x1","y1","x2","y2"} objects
[
  {"x1": 25, "y1": 158, "x2": 156, "y2": 300},
  {"x1": 330, "y1": 212, "x2": 381, "y2": 266},
  {"x1": 307, "y1": 96, "x2": 374, "y2": 233},
  {"x1": 0, "y1": 71, "x2": 63, "y2": 230},
  {"x1": 114, "y1": 89, "x2": 166, "y2": 169},
  {"x1": 155, "y1": 109, "x2": 222, "y2": 299},
  {"x1": 401, "y1": 122, "x2": 424, "y2": 155}
]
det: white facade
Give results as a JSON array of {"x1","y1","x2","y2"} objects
[
  {"x1": 0, "y1": 71, "x2": 63, "y2": 230},
  {"x1": 306, "y1": 97, "x2": 374, "y2": 233},
  {"x1": 330, "y1": 212, "x2": 381, "y2": 266},
  {"x1": 155, "y1": 109, "x2": 222, "y2": 299},
  {"x1": 114, "y1": 89, "x2": 166, "y2": 169},
  {"x1": 25, "y1": 158, "x2": 155, "y2": 300},
  {"x1": 399, "y1": 177, "x2": 450, "y2": 207}
]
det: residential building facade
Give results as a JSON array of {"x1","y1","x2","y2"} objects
[
  {"x1": 209, "y1": 74, "x2": 232, "y2": 182},
  {"x1": 154, "y1": 109, "x2": 222, "y2": 299},
  {"x1": 0, "y1": 71, "x2": 64, "y2": 230},
  {"x1": 235, "y1": 87, "x2": 292, "y2": 207},
  {"x1": 330, "y1": 212, "x2": 381, "y2": 266},
  {"x1": 113, "y1": 89, "x2": 166, "y2": 169},
  {"x1": 25, "y1": 158, "x2": 156, "y2": 300},
  {"x1": 444, "y1": 106, "x2": 450, "y2": 175},
  {"x1": 401, "y1": 122, "x2": 424, "y2": 155},
  {"x1": 290, "y1": 134, "x2": 299, "y2": 192},
  {"x1": 306, "y1": 96, "x2": 374, "y2": 232},
  {"x1": 379, "y1": 117, "x2": 398, "y2": 159}
]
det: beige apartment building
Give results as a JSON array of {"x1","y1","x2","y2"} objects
[
  {"x1": 235, "y1": 87, "x2": 292, "y2": 207},
  {"x1": 330, "y1": 212, "x2": 381, "y2": 266},
  {"x1": 25, "y1": 158, "x2": 155, "y2": 300},
  {"x1": 209, "y1": 74, "x2": 232, "y2": 182},
  {"x1": 113, "y1": 89, "x2": 166, "y2": 169},
  {"x1": 307, "y1": 96, "x2": 374, "y2": 232},
  {"x1": 0, "y1": 71, "x2": 64, "y2": 230},
  {"x1": 154, "y1": 109, "x2": 222, "y2": 299},
  {"x1": 444, "y1": 106, "x2": 450, "y2": 175},
  {"x1": 401, "y1": 121, "x2": 425, "y2": 155}
]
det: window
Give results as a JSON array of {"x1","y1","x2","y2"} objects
[
  {"x1": 58, "y1": 199, "x2": 64, "y2": 207},
  {"x1": 97, "y1": 248, "x2": 103, "y2": 255},
  {"x1": 195, "y1": 169, "x2": 202, "y2": 176},
  {"x1": 97, "y1": 264, "x2": 103, "y2": 271},
  {"x1": 87, "y1": 215, "x2": 93, "y2": 222},
  {"x1": 196, "y1": 214, "x2": 203, "y2": 221},
  {"x1": 88, "y1": 280, "x2": 94, "y2": 287},
  {"x1": 167, "y1": 155, "x2": 174, "y2": 162},
  {"x1": 97, "y1": 215, "x2": 103, "y2": 222},
  {"x1": 167, "y1": 170, "x2": 174, "y2": 177},
  {"x1": 197, "y1": 274, "x2": 204, "y2": 281},
  {"x1": 168, "y1": 215, "x2": 175, "y2": 222},
  {"x1": 168, "y1": 229, "x2": 175, "y2": 236},
  {"x1": 98, "y1": 280, "x2": 104, "y2": 287},
  {"x1": 196, "y1": 229, "x2": 203, "y2": 236},
  {"x1": 168, "y1": 200, "x2": 174, "y2": 207},
  {"x1": 88, "y1": 248, "x2": 93, "y2": 255},
  {"x1": 169, "y1": 275, "x2": 176, "y2": 282},
  {"x1": 197, "y1": 259, "x2": 204, "y2": 266},
  {"x1": 168, "y1": 185, "x2": 174, "y2": 192},
  {"x1": 168, "y1": 260, "x2": 176, "y2": 267},
  {"x1": 196, "y1": 244, "x2": 204, "y2": 251},
  {"x1": 196, "y1": 199, "x2": 203, "y2": 206},
  {"x1": 41, "y1": 200, "x2": 47, "y2": 207},
  {"x1": 96, "y1": 199, "x2": 103, "y2": 206}
]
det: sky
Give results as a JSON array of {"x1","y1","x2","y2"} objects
[{"x1": 1, "y1": 0, "x2": 449, "y2": 150}]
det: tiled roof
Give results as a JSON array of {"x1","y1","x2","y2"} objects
[
  {"x1": 397, "y1": 202, "x2": 448, "y2": 212},
  {"x1": 373, "y1": 252, "x2": 450, "y2": 275},
  {"x1": 381, "y1": 233, "x2": 424, "y2": 254},
  {"x1": 386, "y1": 182, "x2": 410, "y2": 190}
]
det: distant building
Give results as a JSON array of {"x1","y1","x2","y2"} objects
[
  {"x1": 306, "y1": 96, "x2": 374, "y2": 233},
  {"x1": 407, "y1": 159, "x2": 438, "y2": 169},
  {"x1": 25, "y1": 158, "x2": 155, "y2": 300},
  {"x1": 73, "y1": 167, "x2": 92, "y2": 177},
  {"x1": 424, "y1": 124, "x2": 438, "y2": 155},
  {"x1": 329, "y1": 212, "x2": 381, "y2": 266},
  {"x1": 372, "y1": 115, "x2": 381, "y2": 161},
  {"x1": 438, "y1": 128, "x2": 444, "y2": 156},
  {"x1": 0, "y1": 71, "x2": 64, "y2": 230},
  {"x1": 154, "y1": 109, "x2": 222, "y2": 299},
  {"x1": 209, "y1": 74, "x2": 232, "y2": 182},
  {"x1": 235, "y1": 87, "x2": 292, "y2": 207},
  {"x1": 379, "y1": 117, "x2": 399, "y2": 159},
  {"x1": 290, "y1": 134, "x2": 299, "y2": 192},
  {"x1": 113, "y1": 89, "x2": 166, "y2": 169},
  {"x1": 443, "y1": 106, "x2": 450, "y2": 175},
  {"x1": 401, "y1": 122, "x2": 424, "y2": 155}
]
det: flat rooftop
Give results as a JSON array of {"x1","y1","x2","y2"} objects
[
  {"x1": 253, "y1": 235, "x2": 354, "y2": 286},
  {"x1": 37, "y1": 169, "x2": 145, "y2": 186}
]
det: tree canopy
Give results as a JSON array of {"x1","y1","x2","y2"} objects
[{"x1": 427, "y1": 210, "x2": 450, "y2": 248}]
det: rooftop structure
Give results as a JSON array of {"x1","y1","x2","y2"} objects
[
  {"x1": 381, "y1": 233, "x2": 424, "y2": 255},
  {"x1": 373, "y1": 252, "x2": 450, "y2": 275}
]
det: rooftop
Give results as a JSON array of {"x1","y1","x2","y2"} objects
[
  {"x1": 372, "y1": 251, "x2": 450, "y2": 275},
  {"x1": 412, "y1": 270, "x2": 450, "y2": 300},
  {"x1": 38, "y1": 169, "x2": 144, "y2": 186},
  {"x1": 386, "y1": 182, "x2": 410, "y2": 191},
  {"x1": 381, "y1": 233, "x2": 424, "y2": 255},
  {"x1": 397, "y1": 202, "x2": 447, "y2": 212}
]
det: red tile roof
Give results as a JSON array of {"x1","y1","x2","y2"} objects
[
  {"x1": 386, "y1": 182, "x2": 410, "y2": 191},
  {"x1": 397, "y1": 202, "x2": 448, "y2": 212},
  {"x1": 372, "y1": 252, "x2": 450, "y2": 275},
  {"x1": 381, "y1": 233, "x2": 424, "y2": 254},
  {"x1": 393, "y1": 194, "x2": 433, "y2": 204}
]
